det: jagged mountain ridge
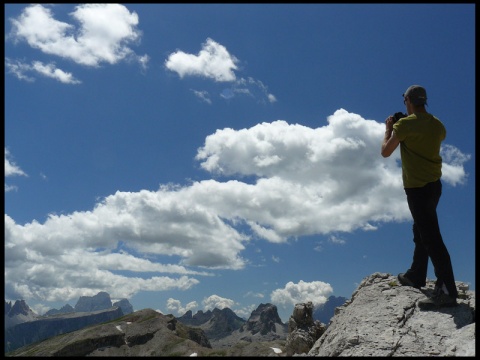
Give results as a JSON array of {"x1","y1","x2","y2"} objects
[
  {"x1": 4, "y1": 300, "x2": 39, "y2": 329},
  {"x1": 177, "y1": 307, "x2": 246, "y2": 339},
  {"x1": 4, "y1": 292, "x2": 134, "y2": 353},
  {"x1": 44, "y1": 304, "x2": 75, "y2": 316},
  {"x1": 176, "y1": 303, "x2": 289, "y2": 349},
  {"x1": 208, "y1": 303, "x2": 289, "y2": 350}
]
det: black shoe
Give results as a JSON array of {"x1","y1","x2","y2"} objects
[
  {"x1": 397, "y1": 273, "x2": 421, "y2": 289},
  {"x1": 417, "y1": 290, "x2": 458, "y2": 310}
]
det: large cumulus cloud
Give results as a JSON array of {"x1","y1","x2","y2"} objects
[{"x1": 4, "y1": 109, "x2": 470, "y2": 304}]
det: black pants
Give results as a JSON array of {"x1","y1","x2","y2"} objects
[{"x1": 404, "y1": 179, "x2": 458, "y2": 298}]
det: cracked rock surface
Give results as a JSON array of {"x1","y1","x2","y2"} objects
[{"x1": 308, "y1": 272, "x2": 475, "y2": 357}]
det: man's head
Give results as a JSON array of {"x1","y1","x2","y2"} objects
[{"x1": 403, "y1": 85, "x2": 427, "y2": 106}]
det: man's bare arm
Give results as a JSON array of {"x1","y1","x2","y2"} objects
[{"x1": 381, "y1": 117, "x2": 400, "y2": 157}]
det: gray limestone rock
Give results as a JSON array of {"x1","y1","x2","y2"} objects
[{"x1": 308, "y1": 272, "x2": 475, "y2": 357}]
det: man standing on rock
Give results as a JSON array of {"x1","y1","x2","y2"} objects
[{"x1": 381, "y1": 85, "x2": 458, "y2": 309}]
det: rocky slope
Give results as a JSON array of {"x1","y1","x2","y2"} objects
[{"x1": 308, "y1": 272, "x2": 475, "y2": 357}]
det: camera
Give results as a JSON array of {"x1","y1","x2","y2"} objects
[{"x1": 393, "y1": 112, "x2": 407, "y2": 123}]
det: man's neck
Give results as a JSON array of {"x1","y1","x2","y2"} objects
[{"x1": 409, "y1": 106, "x2": 427, "y2": 115}]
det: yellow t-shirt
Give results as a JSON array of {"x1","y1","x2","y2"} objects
[{"x1": 393, "y1": 113, "x2": 446, "y2": 188}]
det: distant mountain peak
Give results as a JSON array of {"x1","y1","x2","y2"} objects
[
  {"x1": 9, "y1": 300, "x2": 32, "y2": 317},
  {"x1": 178, "y1": 306, "x2": 246, "y2": 340},
  {"x1": 75, "y1": 292, "x2": 112, "y2": 313},
  {"x1": 5, "y1": 299, "x2": 39, "y2": 329},
  {"x1": 241, "y1": 303, "x2": 284, "y2": 335}
]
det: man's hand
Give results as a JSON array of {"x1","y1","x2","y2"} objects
[{"x1": 385, "y1": 116, "x2": 394, "y2": 133}]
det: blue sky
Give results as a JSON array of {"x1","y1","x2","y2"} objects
[{"x1": 4, "y1": 3, "x2": 475, "y2": 322}]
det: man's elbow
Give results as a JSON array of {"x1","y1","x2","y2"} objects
[{"x1": 380, "y1": 146, "x2": 395, "y2": 157}]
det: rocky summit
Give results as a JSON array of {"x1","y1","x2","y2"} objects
[{"x1": 308, "y1": 272, "x2": 475, "y2": 357}]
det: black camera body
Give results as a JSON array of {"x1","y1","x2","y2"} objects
[{"x1": 393, "y1": 112, "x2": 407, "y2": 123}]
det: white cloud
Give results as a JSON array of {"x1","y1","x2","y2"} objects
[
  {"x1": 5, "y1": 148, "x2": 27, "y2": 177},
  {"x1": 202, "y1": 294, "x2": 236, "y2": 311},
  {"x1": 4, "y1": 109, "x2": 470, "y2": 305},
  {"x1": 5, "y1": 58, "x2": 81, "y2": 84},
  {"x1": 6, "y1": 4, "x2": 147, "y2": 82},
  {"x1": 191, "y1": 89, "x2": 212, "y2": 104},
  {"x1": 166, "y1": 298, "x2": 198, "y2": 316},
  {"x1": 4, "y1": 58, "x2": 35, "y2": 82},
  {"x1": 34, "y1": 61, "x2": 81, "y2": 83},
  {"x1": 268, "y1": 94, "x2": 277, "y2": 103},
  {"x1": 244, "y1": 291, "x2": 264, "y2": 299},
  {"x1": 137, "y1": 54, "x2": 150, "y2": 73},
  {"x1": 5, "y1": 148, "x2": 27, "y2": 192},
  {"x1": 440, "y1": 144, "x2": 471, "y2": 186},
  {"x1": 240, "y1": 77, "x2": 277, "y2": 104},
  {"x1": 165, "y1": 38, "x2": 238, "y2": 82},
  {"x1": 5, "y1": 184, "x2": 19, "y2": 192},
  {"x1": 329, "y1": 235, "x2": 346, "y2": 245},
  {"x1": 165, "y1": 40, "x2": 276, "y2": 104},
  {"x1": 270, "y1": 280, "x2": 333, "y2": 308}
]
